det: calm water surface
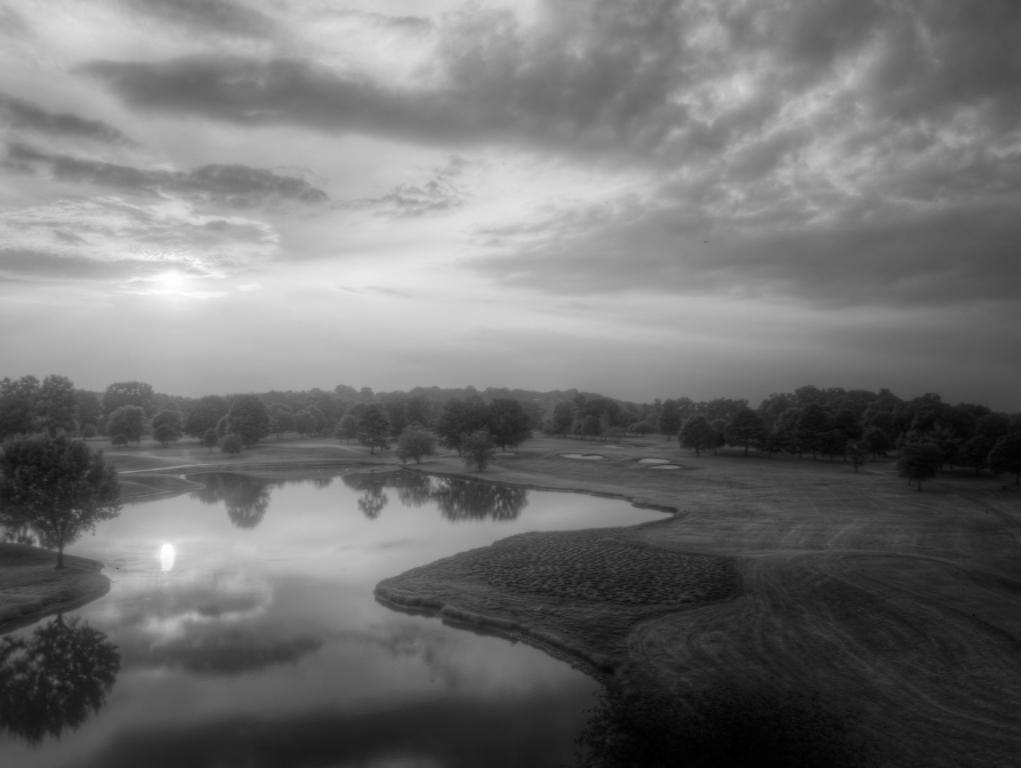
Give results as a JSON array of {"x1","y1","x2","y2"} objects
[{"x1": 0, "y1": 470, "x2": 665, "y2": 767}]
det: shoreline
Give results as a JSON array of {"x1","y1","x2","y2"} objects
[
  {"x1": 0, "y1": 544, "x2": 111, "y2": 635},
  {"x1": 3, "y1": 436, "x2": 1019, "y2": 765}
]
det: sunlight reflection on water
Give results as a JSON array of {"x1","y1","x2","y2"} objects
[{"x1": 158, "y1": 542, "x2": 176, "y2": 572}]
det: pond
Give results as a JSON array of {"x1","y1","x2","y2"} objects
[{"x1": 0, "y1": 470, "x2": 667, "y2": 767}]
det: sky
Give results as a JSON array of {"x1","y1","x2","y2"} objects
[{"x1": 1, "y1": 0, "x2": 1019, "y2": 410}]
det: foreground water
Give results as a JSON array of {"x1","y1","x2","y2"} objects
[{"x1": 0, "y1": 469, "x2": 666, "y2": 767}]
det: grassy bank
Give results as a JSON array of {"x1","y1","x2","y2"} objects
[{"x1": 4, "y1": 434, "x2": 1020, "y2": 766}]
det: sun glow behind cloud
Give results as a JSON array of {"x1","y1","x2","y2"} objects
[{"x1": 1, "y1": 0, "x2": 1020, "y2": 408}]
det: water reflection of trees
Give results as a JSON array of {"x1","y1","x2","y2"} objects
[
  {"x1": 191, "y1": 473, "x2": 278, "y2": 529},
  {"x1": 0, "y1": 615, "x2": 120, "y2": 745},
  {"x1": 341, "y1": 471, "x2": 528, "y2": 522},
  {"x1": 340, "y1": 472, "x2": 389, "y2": 519}
]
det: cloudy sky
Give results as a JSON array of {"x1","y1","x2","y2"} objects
[{"x1": 2, "y1": 0, "x2": 1019, "y2": 408}]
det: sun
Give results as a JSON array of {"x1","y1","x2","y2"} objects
[{"x1": 154, "y1": 270, "x2": 188, "y2": 295}]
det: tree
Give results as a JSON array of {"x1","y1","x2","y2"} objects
[
  {"x1": 396, "y1": 424, "x2": 437, "y2": 464},
  {"x1": 862, "y1": 426, "x2": 892, "y2": 459},
  {"x1": 487, "y1": 398, "x2": 531, "y2": 450},
  {"x1": 355, "y1": 403, "x2": 392, "y2": 454},
  {"x1": 201, "y1": 428, "x2": 218, "y2": 453},
  {"x1": 269, "y1": 403, "x2": 295, "y2": 437},
  {"x1": 435, "y1": 399, "x2": 489, "y2": 454},
  {"x1": 896, "y1": 442, "x2": 942, "y2": 491},
  {"x1": 658, "y1": 399, "x2": 684, "y2": 438},
  {"x1": 987, "y1": 433, "x2": 1021, "y2": 485},
  {"x1": 0, "y1": 375, "x2": 40, "y2": 439},
  {"x1": 184, "y1": 395, "x2": 228, "y2": 438},
  {"x1": 0, "y1": 437, "x2": 121, "y2": 568},
  {"x1": 679, "y1": 415, "x2": 715, "y2": 456},
  {"x1": 223, "y1": 395, "x2": 270, "y2": 447},
  {"x1": 796, "y1": 404, "x2": 832, "y2": 459},
  {"x1": 0, "y1": 615, "x2": 120, "y2": 745},
  {"x1": 725, "y1": 407, "x2": 767, "y2": 457},
  {"x1": 151, "y1": 409, "x2": 182, "y2": 446},
  {"x1": 957, "y1": 435, "x2": 993, "y2": 475},
  {"x1": 220, "y1": 433, "x2": 244, "y2": 454},
  {"x1": 75, "y1": 390, "x2": 102, "y2": 436},
  {"x1": 105, "y1": 405, "x2": 145, "y2": 443},
  {"x1": 463, "y1": 429, "x2": 495, "y2": 472},
  {"x1": 37, "y1": 375, "x2": 79, "y2": 437},
  {"x1": 102, "y1": 381, "x2": 154, "y2": 418},
  {"x1": 847, "y1": 441, "x2": 868, "y2": 473},
  {"x1": 335, "y1": 410, "x2": 359, "y2": 442},
  {"x1": 548, "y1": 401, "x2": 574, "y2": 436}
]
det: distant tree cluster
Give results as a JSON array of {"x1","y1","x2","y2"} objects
[{"x1": 4, "y1": 374, "x2": 1019, "y2": 486}]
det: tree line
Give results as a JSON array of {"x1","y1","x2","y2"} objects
[{"x1": 2, "y1": 376, "x2": 1019, "y2": 485}]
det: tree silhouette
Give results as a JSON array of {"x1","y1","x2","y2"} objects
[
  {"x1": 431, "y1": 478, "x2": 528, "y2": 522},
  {"x1": 0, "y1": 615, "x2": 120, "y2": 745},
  {"x1": 341, "y1": 472, "x2": 390, "y2": 519},
  {"x1": 0, "y1": 436, "x2": 120, "y2": 568},
  {"x1": 192, "y1": 473, "x2": 275, "y2": 529}
]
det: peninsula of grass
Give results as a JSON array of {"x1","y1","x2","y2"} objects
[{"x1": 3, "y1": 434, "x2": 1020, "y2": 766}]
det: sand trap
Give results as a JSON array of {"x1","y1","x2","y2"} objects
[
  {"x1": 561, "y1": 453, "x2": 605, "y2": 460},
  {"x1": 637, "y1": 458, "x2": 670, "y2": 465},
  {"x1": 649, "y1": 464, "x2": 681, "y2": 470}
]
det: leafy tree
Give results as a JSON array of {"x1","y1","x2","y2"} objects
[
  {"x1": 355, "y1": 403, "x2": 392, "y2": 454},
  {"x1": 110, "y1": 432, "x2": 128, "y2": 447},
  {"x1": 847, "y1": 441, "x2": 868, "y2": 473},
  {"x1": 193, "y1": 473, "x2": 273, "y2": 528},
  {"x1": 771, "y1": 408, "x2": 802, "y2": 455},
  {"x1": 335, "y1": 411, "x2": 359, "y2": 442},
  {"x1": 796, "y1": 403, "x2": 832, "y2": 459},
  {"x1": 102, "y1": 381, "x2": 154, "y2": 418},
  {"x1": 293, "y1": 409, "x2": 315, "y2": 437},
  {"x1": 487, "y1": 398, "x2": 532, "y2": 450},
  {"x1": 75, "y1": 390, "x2": 102, "y2": 436},
  {"x1": 987, "y1": 433, "x2": 1021, "y2": 485},
  {"x1": 0, "y1": 615, "x2": 120, "y2": 745},
  {"x1": 184, "y1": 395, "x2": 228, "y2": 438},
  {"x1": 220, "y1": 433, "x2": 244, "y2": 454},
  {"x1": 37, "y1": 375, "x2": 79, "y2": 437},
  {"x1": 957, "y1": 435, "x2": 993, "y2": 475},
  {"x1": 974, "y1": 412, "x2": 1010, "y2": 441},
  {"x1": 396, "y1": 424, "x2": 437, "y2": 464},
  {"x1": 201, "y1": 428, "x2": 218, "y2": 453},
  {"x1": 105, "y1": 405, "x2": 145, "y2": 443},
  {"x1": 862, "y1": 426, "x2": 892, "y2": 458},
  {"x1": 223, "y1": 395, "x2": 270, "y2": 447},
  {"x1": 724, "y1": 407, "x2": 767, "y2": 457},
  {"x1": 819, "y1": 429, "x2": 848, "y2": 462},
  {"x1": 0, "y1": 437, "x2": 121, "y2": 568},
  {"x1": 658, "y1": 399, "x2": 684, "y2": 438},
  {"x1": 896, "y1": 442, "x2": 942, "y2": 491},
  {"x1": 151, "y1": 409, "x2": 182, "y2": 446},
  {"x1": 463, "y1": 429, "x2": 495, "y2": 472},
  {"x1": 435, "y1": 399, "x2": 489, "y2": 454},
  {"x1": 679, "y1": 415, "x2": 715, "y2": 456},
  {"x1": 0, "y1": 375, "x2": 40, "y2": 439},
  {"x1": 268, "y1": 403, "x2": 295, "y2": 437},
  {"x1": 548, "y1": 401, "x2": 574, "y2": 435}
]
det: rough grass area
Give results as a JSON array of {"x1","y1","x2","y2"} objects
[
  {"x1": 0, "y1": 544, "x2": 109, "y2": 634},
  {"x1": 375, "y1": 436, "x2": 1021, "y2": 768}
]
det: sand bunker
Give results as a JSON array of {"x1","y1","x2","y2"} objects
[
  {"x1": 561, "y1": 453, "x2": 605, "y2": 460},
  {"x1": 649, "y1": 464, "x2": 681, "y2": 470},
  {"x1": 637, "y1": 458, "x2": 670, "y2": 465}
]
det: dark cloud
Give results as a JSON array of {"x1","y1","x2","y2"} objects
[
  {"x1": 0, "y1": 92, "x2": 134, "y2": 145},
  {"x1": 6, "y1": 143, "x2": 328, "y2": 207},
  {"x1": 118, "y1": 0, "x2": 278, "y2": 39},
  {"x1": 473, "y1": 196, "x2": 1021, "y2": 309}
]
